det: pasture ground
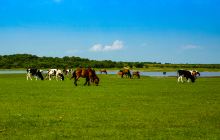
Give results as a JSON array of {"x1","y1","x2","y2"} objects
[{"x1": 0, "y1": 74, "x2": 219, "y2": 140}]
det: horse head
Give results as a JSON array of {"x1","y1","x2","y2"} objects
[{"x1": 190, "y1": 75, "x2": 195, "y2": 82}]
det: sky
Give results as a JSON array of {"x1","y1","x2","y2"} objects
[{"x1": 0, "y1": 0, "x2": 220, "y2": 64}]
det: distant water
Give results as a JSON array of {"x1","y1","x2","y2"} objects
[
  {"x1": 0, "y1": 70, "x2": 26, "y2": 74},
  {"x1": 0, "y1": 70, "x2": 220, "y2": 77},
  {"x1": 99, "y1": 71, "x2": 220, "y2": 77}
]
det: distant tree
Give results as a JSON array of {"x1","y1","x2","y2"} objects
[{"x1": 0, "y1": 54, "x2": 219, "y2": 69}]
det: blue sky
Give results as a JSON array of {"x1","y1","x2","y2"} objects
[{"x1": 0, "y1": 0, "x2": 220, "y2": 64}]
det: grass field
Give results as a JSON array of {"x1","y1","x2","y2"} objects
[{"x1": 0, "y1": 74, "x2": 219, "y2": 140}]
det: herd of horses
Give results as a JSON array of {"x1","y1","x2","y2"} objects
[
  {"x1": 27, "y1": 68, "x2": 99, "y2": 86},
  {"x1": 117, "y1": 69, "x2": 140, "y2": 79},
  {"x1": 26, "y1": 68, "x2": 201, "y2": 86}
]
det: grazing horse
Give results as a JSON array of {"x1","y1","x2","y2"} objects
[
  {"x1": 100, "y1": 69, "x2": 107, "y2": 74},
  {"x1": 132, "y1": 71, "x2": 140, "y2": 79},
  {"x1": 71, "y1": 68, "x2": 99, "y2": 86},
  {"x1": 26, "y1": 68, "x2": 44, "y2": 80},
  {"x1": 47, "y1": 69, "x2": 64, "y2": 81},
  {"x1": 177, "y1": 70, "x2": 196, "y2": 83},
  {"x1": 118, "y1": 69, "x2": 132, "y2": 79}
]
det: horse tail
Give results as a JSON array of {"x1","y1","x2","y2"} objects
[{"x1": 177, "y1": 70, "x2": 181, "y2": 79}]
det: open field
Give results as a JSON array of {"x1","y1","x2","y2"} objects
[
  {"x1": 1, "y1": 67, "x2": 220, "y2": 72},
  {"x1": 0, "y1": 74, "x2": 219, "y2": 139}
]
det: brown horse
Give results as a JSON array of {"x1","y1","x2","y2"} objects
[
  {"x1": 71, "y1": 68, "x2": 99, "y2": 86},
  {"x1": 132, "y1": 71, "x2": 140, "y2": 78},
  {"x1": 118, "y1": 69, "x2": 132, "y2": 78},
  {"x1": 100, "y1": 69, "x2": 107, "y2": 74}
]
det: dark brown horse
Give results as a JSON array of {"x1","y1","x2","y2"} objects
[
  {"x1": 71, "y1": 68, "x2": 99, "y2": 86},
  {"x1": 100, "y1": 69, "x2": 107, "y2": 74},
  {"x1": 118, "y1": 69, "x2": 132, "y2": 78},
  {"x1": 132, "y1": 71, "x2": 140, "y2": 79}
]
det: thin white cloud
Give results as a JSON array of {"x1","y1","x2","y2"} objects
[
  {"x1": 90, "y1": 44, "x2": 103, "y2": 52},
  {"x1": 181, "y1": 44, "x2": 200, "y2": 50},
  {"x1": 90, "y1": 40, "x2": 123, "y2": 52}
]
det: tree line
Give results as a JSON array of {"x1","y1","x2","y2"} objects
[{"x1": 0, "y1": 54, "x2": 219, "y2": 69}]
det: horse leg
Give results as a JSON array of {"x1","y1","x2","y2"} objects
[
  {"x1": 27, "y1": 73, "x2": 32, "y2": 80},
  {"x1": 178, "y1": 76, "x2": 183, "y2": 83},
  {"x1": 181, "y1": 76, "x2": 184, "y2": 83},
  {"x1": 56, "y1": 74, "x2": 58, "y2": 81},
  {"x1": 177, "y1": 76, "x2": 180, "y2": 82},
  {"x1": 84, "y1": 77, "x2": 90, "y2": 86},
  {"x1": 84, "y1": 78, "x2": 87, "y2": 86},
  {"x1": 129, "y1": 73, "x2": 132, "y2": 79},
  {"x1": 186, "y1": 77, "x2": 190, "y2": 82},
  {"x1": 74, "y1": 77, "x2": 79, "y2": 86},
  {"x1": 49, "y1": 74, "x2": 51, "y2": 80},
  {"x1": 87, "y1": 77, "x2": 90, "y2": 86}
]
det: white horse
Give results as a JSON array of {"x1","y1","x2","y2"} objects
[{"x1": 47, "y1": 69, "x2": 64, "y2": 81}]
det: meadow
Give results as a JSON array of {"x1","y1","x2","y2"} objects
[{"x1": 0, "y1": 74, "x2": 219, "y2": 140}]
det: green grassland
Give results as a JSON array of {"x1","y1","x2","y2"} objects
[
  {"x1": 1, "y1": 66, "x2": 220, "y2": 72},
  {"x1": 0, "y1": 74, "x2": 219, "y2": 140}
]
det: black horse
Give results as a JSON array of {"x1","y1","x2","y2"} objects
[{"x1": 26, "y1": 68, "x2": 44, "y2": 80}]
